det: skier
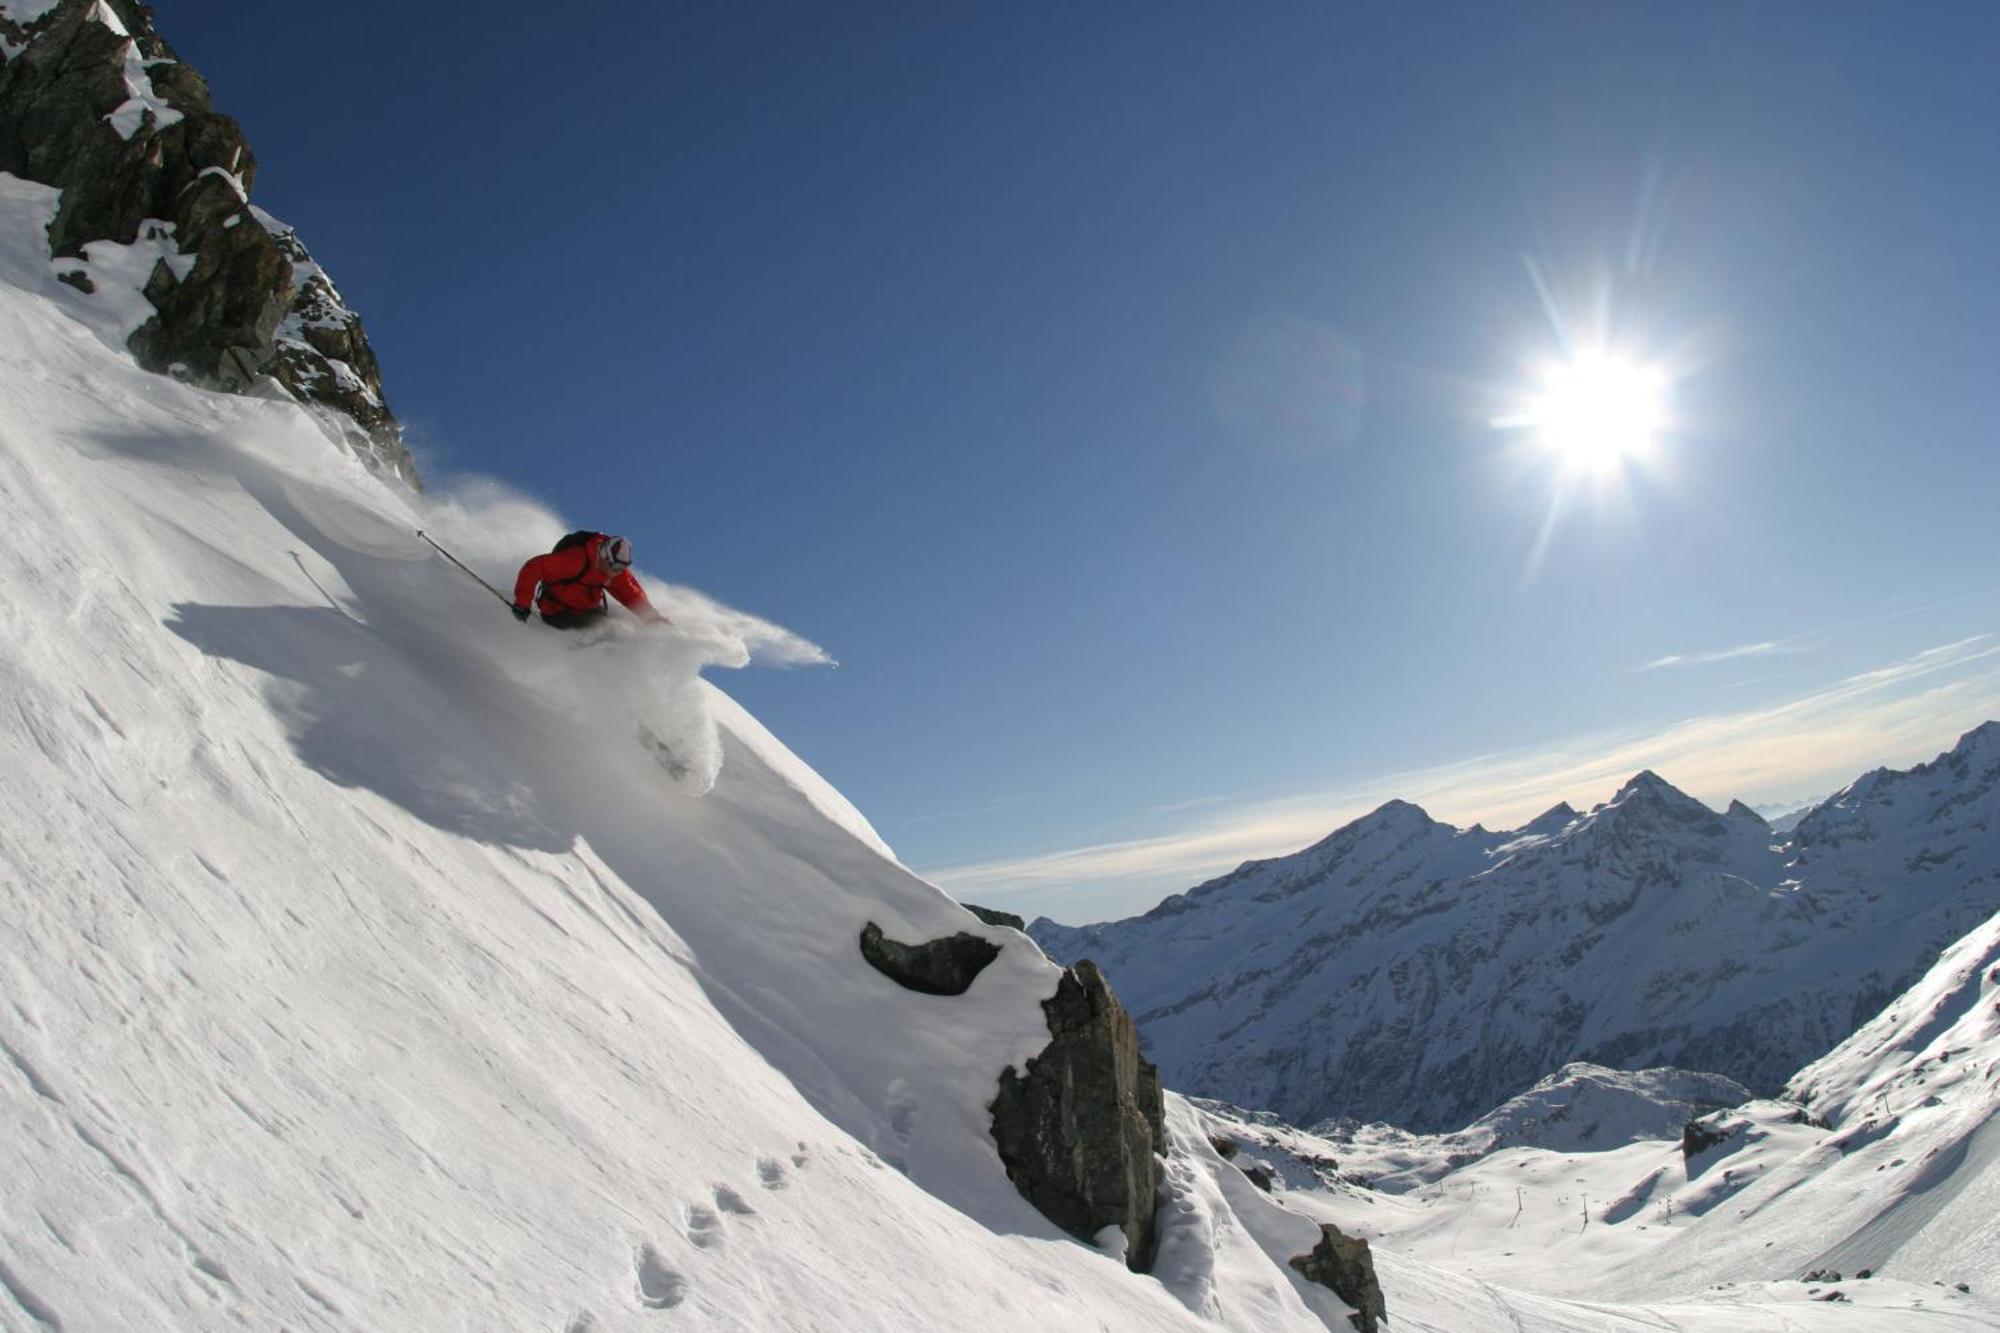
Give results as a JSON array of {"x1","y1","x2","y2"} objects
[{"x1": 511, "y1": 531, "x2": 668, "y2": 630}]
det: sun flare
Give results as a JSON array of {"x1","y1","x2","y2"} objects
[{"x1": 1521, "y1": 353, "x2": 1665, "y2": 472}]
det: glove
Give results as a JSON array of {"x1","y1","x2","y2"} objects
[{"x1": 510, "y1": 604, "x2": 531, "y2": 623}]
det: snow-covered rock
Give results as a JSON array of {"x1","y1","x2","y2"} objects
[
  {"x1": 0, "y1": 0, "x2": 414, "y2": 482},
  {"x1": 1032, "y1": 738, "x2": 2000, "y2": 1132}
]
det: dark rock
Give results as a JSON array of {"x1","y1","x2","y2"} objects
[
  {"x1": 1289, "y1": 1222, "x2": 1387, "y2": 1333},
  {"x1": 857, "y1": 922, "x2": 1000, "y2": 997},
  {"x1": 129, "y1": 213, "x2": 290, "y2": 390},
  {"x1": 55, "y1": 268, "x2": 93, "y2": 293},
  {"x1": 1243, "y1": 1163, "x2": 1275, "y2": 1192},
  {"x1": 1802, "y1": 1268, "x2": 1842, "y2": 1283},
  {"x1": 990, "y1": 961, "x2": 1165, "y2": 1271},
  {"x1": 963, "y1": 903, "x2": 1026, "y2": 931},
  {"x1": 1682, "y1": 1116, "x2": 1738, "y2": 1161},
  {"x1": 0, "y1": 0, "x2": 416, "y2": 484},
  {"x1": 1208, "y1": 1134, "x2": 1240, "y2": 1159}
]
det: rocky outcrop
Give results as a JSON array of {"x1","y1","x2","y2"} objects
[
  {"x1": 857, "y1": 922, "x2": 1000, "y2": 997},
  {"x1": 989, "y1": 961, "x2": 1165, "y2": 1271},
  {"x1": 1289, "y1": 1223, "x2": 1386, "y2": 1333},
  {"x1": 962, "y1": 903, "x2": 1025, "y2": 931},
  {"x1": 1681, "y1": 1115, "x2": 1737, "y2": 1161},
  {"x1": 0, "y1": 0, "x2": 416, "y2": 484}
]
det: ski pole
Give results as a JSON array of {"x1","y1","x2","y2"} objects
[{"x1": 415, "y1": 530, "x2": 512, "y2": 607}]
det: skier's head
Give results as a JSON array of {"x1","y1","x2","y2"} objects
[{"x1": 599, "y1": 535, "x2": 634, "y2": 572}]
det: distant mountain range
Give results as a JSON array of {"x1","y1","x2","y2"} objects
[{"x1": 1030, "y1": 723, "x2": 2000, "y2": 1133}]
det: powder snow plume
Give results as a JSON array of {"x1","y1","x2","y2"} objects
[
  {"x1": 412, "y1": 474, "x2": 834, "y2": 670},
  {"x1": 400, "y1": 477, "x2": 834, "y2": 794}
]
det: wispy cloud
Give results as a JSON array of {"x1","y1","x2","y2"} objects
[
  {"x1": 1637, "y1": 640, "x2": 1786, "y2": 671},
  {"x1": 1634, "y1": 592, "x2": 2000, "y2": 674},
  {"x1": 926, "y1": 634, "x2": 2000, "y2": 921},
  {"x1": 1151, "y1": 792, "x2": 1239, "y2": 814}
]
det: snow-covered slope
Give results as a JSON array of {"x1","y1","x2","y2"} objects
[
  {"x1": 4, "y1": 160, "x2": 1991, "y2": 1329},
  {"x1": 1199, "y1": 897, "x2": 2000, "y2": 1326},
  {"x1": 1033, "y1": 738, "x2": 2000, "y2": 1132},
  {"x1": 0, "y1": 174, "x2": 1351, "y2": 1332},
  {"x1": 1313, "y1": 1064, "x2": 1753, "y2": 1193},
  {"x1": 1775, "y1": 896, "x2": 2000, "y2": 1291}
]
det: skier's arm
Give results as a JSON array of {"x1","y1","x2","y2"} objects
[
  {"x1": 512, "y1": 548, "x2": 587, "y2": 610},
  {"x1": 608, "y1": 570, "x2": 668, "y2": 624}
]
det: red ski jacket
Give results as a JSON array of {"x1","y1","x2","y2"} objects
[{"x1": 513, "y1": 535, "x2": 659, "y2": 620}]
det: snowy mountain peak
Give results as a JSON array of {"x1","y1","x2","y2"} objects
[
  {"x1": 1358, "y1": 796, "x2": 1438, "y2": 831},
  {"x1": 1724, "y1": 798, "x2": 1768, "y2": 825},
  {"x1": 1034, "y1": 726, "x2": 2000, "y2": 1132},
  {"x1": 1794, "y1": 720, "x2": 2000, "y2": 854},
  {"x1": 1610, "y1": 768, "x2": 1700, "y2": 807},
  {"x1": 1584, "y1": 769, "x2": 1736, "y2": 842},
  {"x1": 1949, "y1": 717, "x2": 2000, "y2": 764},
  {"x1": 1292, "y1": 798, "x2": 1443, "y2": 855},
  {"x1": 1516, "y1": 800, "x2": 1578, "y2": 836}
]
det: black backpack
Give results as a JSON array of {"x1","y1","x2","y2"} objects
[{"x1": 542, "y1": 531, "x2": 607, "y2": 593}]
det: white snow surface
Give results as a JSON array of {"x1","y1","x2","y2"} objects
[
  {"x1": 1195, "y1": 924, "x2": 2000, "y2": 1326},
  {"x1": 1, "y1": 168, "x2": 1991, "y2": 1330},
  {"x1": 1779, "y1": 898, "x2": 2000, "y2": 1293},
  {"x1": 0, "y1": 0, "x2": 60, "y2": 58},
  {"x1": 0, "y1": 173, "x2": 1349, "y2": 1332},
  {"x1": 0, "y1": 0, "x2": 63, "y2": 24},
  {"x1": 1306, "y1": 1063, "x2": 1754, "y2": 1194},
  {"x1": 80, "y1": 0, "x2": 183, "y2": 140}
]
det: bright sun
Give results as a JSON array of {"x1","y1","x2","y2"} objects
[{"x1": 1521, "y1": 352, "x2": 1666, "y2": 472}]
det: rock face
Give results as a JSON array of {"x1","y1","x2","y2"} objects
[
  {"x1": 0, "y1": 0, "x2": 416, "y2": 484},
  {"x1": 1031, "y1": 724, "x2": 2000, "y2": 1132},
  {"x1": 1681, "y1": 1115, "x2": 1737, "y2": 1162},
  {"x1": 989, "y1": 961, "x2": 1165, "y2": 1271},
  {"x1": 857, "y1": 922, "x2": 1000, "y2": 997},
  {"x1": 962, "y1": 902, "x2": 1026, "y2": 931},
  {"x1": 1288, "y1": 1223, "x2": 1386, "y2": 1333}
]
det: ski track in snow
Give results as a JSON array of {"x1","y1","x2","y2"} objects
[{"x1": 2, "y1": 161, "x2": 1998, "y2": 1331}]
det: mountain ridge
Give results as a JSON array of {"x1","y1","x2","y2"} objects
[{"x1": 1031, "y1": 724, "x2": 2000, "y2": 1132}]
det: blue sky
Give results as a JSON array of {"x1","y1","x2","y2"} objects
[{"x1": 166, "y1": 3, "x2": 2000, "y2": 922}]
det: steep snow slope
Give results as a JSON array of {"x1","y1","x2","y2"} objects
[
  {"x1": 1773, "y1": 898, "x2": 2000, "y2": 1293},
  {"x1": 0, "y1": 174, "x2": 1341, "y2": 1332},
  {"x1": 1034, "y1": 742, "x2": 2000, "y2": 1132},
  {"x1": 1, "y1": 169, "x2": 1983, "y2": 1330}
]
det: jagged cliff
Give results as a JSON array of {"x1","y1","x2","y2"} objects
[{"x1": 0, "y1": 0, "x2": 415, "y2": 484}]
